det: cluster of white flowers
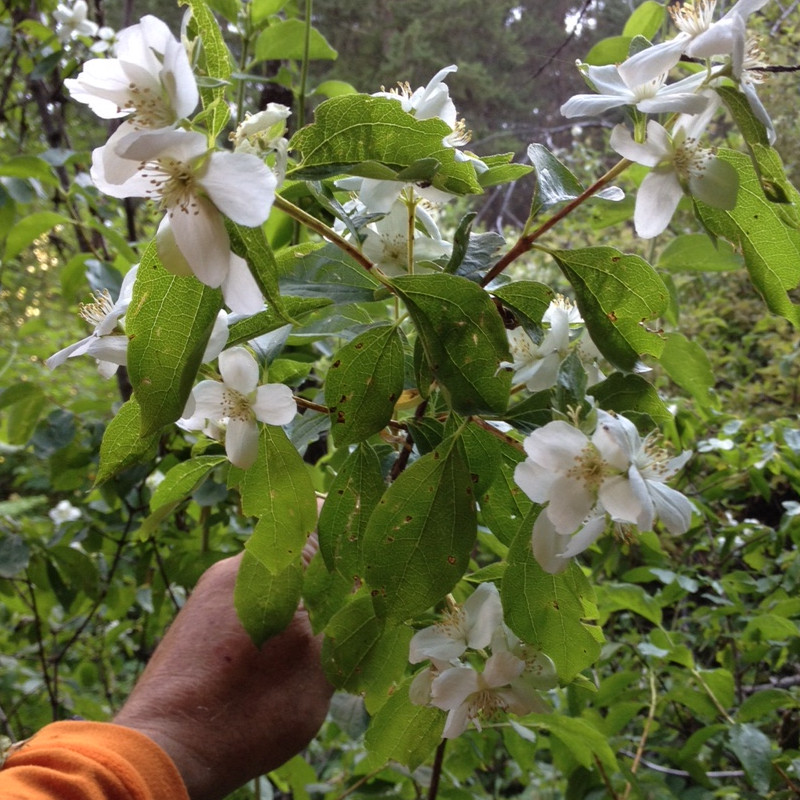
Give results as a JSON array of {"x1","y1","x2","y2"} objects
[
  {"x1": 502, "y1": 295, "x2": 604, "y2": 392},
  {"x1": 409, "y1": 582, "x2": 557, "y2": 738},
  {"x1": 66, "y1": 15, "x2": 278, "y2": 313},
  {"x1": 48, "y1": 14, "x2": 300, "y2": 469},
  {"x1": 338, "y1": 66, "x2": 481, "y2": 276},
  {"x1": 561, "y1": 0, "x2": 773, "y2": 238},
  {"x1": 514, "y1": 410, "x2": 695, "y2": 573}
]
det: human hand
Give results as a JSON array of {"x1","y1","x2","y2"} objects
[{"x1": 114, "y1": 547, "x2": 332, "y2": 800}]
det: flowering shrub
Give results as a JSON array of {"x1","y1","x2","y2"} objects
[{"x1": 2, "y1": 0, "x2": 800, "y2": 796}]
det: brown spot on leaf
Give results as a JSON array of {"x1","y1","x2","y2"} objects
[
  {"x1": 607, "y1": 311, "x2": 618, "y2": 323},
  {"x1": 332, "y1": 360, "x2": 341, "y2": 368},
  {"x1": 447, "y1": 555, "x2": 456, "y2": 565}
]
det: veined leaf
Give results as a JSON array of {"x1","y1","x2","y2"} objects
[
  {"x1": 231, "y1": 426, "x2": 317, "y2": 573},
  {"x1": 591, "y1": 372, "x2": 673, "y2": 424},
  {"x1": 657, "y1": 233, "x2": 743, "y2": 272},
  {"x1": 254, "y1": 18, "x2": 337, "y2": 62},
  {"x1": 226, "y1": 221, "x2": 292, "y2": 323},
  {"x1": 502, "y1": 523, "x2": 603, "y2": 681},
  {"x1": 363, "y1": 679, "x2": 444, "y2": 770},
  {"x1": 528, "y1": 143, "x2": 585, "y2": 218},
  {"x1": 325, "y1": 324, "x2": 404, "y2": 445},
  {"x1": 234, "y1": 551, "x2": 302, "y2": 646},
  {"x1": 289, "y1": 95, "x2": 482, "y2": 196},
  {"x1": 551, "y1": 246, "x2": 669, "y2": 370},
  {"x1": 148, "y1": 456, "x2": 227, "y2": 511},
  {"x1": 322, "y1": 592, "x2": 411, "y2": 702},
  {"x1": 362, "y1": 437, "x2": 477, "y2": 621},
  {"x1": 392, "y1": 273, "x2": 511, "y2": 415},
  {"x1": 696, "y1": 148, "x2": 800, "y2": 326},
  {"x1": 95, "y1": 398, "x2": 160, "y2": 485},
  {"x1": 318, "y1": 442, "x2": 385, "y2": 579},
  {"x1": 127, "y1": 243, "x2": 222, "y2": 436},
  {"x1": 492, "y1": 280, "x2": 555, "y2": 331},
  {"x1": 658, "y1": 333, "x2": 715, "y2": 408},
  {"x1": 180, "y1": 0, "x2": 231, "y2": 138},
  {"x1": 226, "y1": 297, "x2": 332, "y2": 348}
]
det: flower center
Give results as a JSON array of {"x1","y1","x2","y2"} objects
[
  {"x1": 632, "y1": 74, "x2": 667, "y2": 102},
  {"x1": 123, "y1": 82, "x2": 174, "y2": 130},
  {"x1": 673, "y1": 137, "x2": 713, "y2": 180},
  {"x1": 670, "y1": 0, "x2": 716, "y2": 37},
  {"x1": 567, "y1": 443, "x2": 610, "y2": 492},
  {"x1": 220, "y1": 387, "x2": 253, "y2": 423},
  {"x1": 139, "y1": 157, "x2": 199, "y2": 215},
  {"x1": 79, "y1": 289, "x2": 115, "y2": 328}
]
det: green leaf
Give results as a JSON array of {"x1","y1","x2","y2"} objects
[
  {"x1": 95, "y1": 398, "x2": 160, "y2": 485},
  {"x1": 180, "y1": 0, "x2": 231, "y2": 138},
  {"x1": 126, "y1": 243, "x2": 222, "y2": 436},
  {"x1": 479, "y1": 447, "x2": 533, "y2": 546},
  {"x1": 289, "y1": 95, "x2": 482, "y2": 197},
  {"x1": 225, "y1": 221, "x2": 293, "y2": 322},
  {"x1": 591, "y1": 373, "x2": 672, "y2": 425},
  {"x1": 622, "y1": 1, "x2": 665, "y2": 39},
  {"x1": 728, "y1": 723, "x2": 773, "y2": 793},
  {"x1": 362, "y1": 437, "x2": 477, "y2": 621},
  {"x1": 0, "y1": 533, "x2": 31, "y2": 579},
  {"x1": 251, "y1": 0, "x2": 289, "y2": 26},
  {"x1": 585, "y1": 35, "x2": 632, "y2": 66},
  {"x1": 696, "y1": 148, "x2": 800, "y2": 325},
  {"x1": 738, "y1": 689, "x2": 799, "y2": 723},
  {"x1": 717, "y1": 85, "x2": 770, "y2": 147},
  {"x1": 502, "y1": 523, "x2": 603, "y2": 681},
  {"x1": 226, "y1": 297, "x2": 332, "y2": 347},
  {"x1": 658, "y1": 333, "x2": 715, "y2": 407},
  {"x1": 551, "y1": 247, "x2": 669, "y2": 370},
  {"x1": 492, "y1": 280, "x2": 555, "y2": 331},
  {"x1": 595, "y1": 582, "x2": 662, "y2": 625},
  {"x1": 1, "y1": 383, "x2": 46, "y2": 445},
  {"x1": 0, "y1": 156, "x2": 57, "y2": 184},
  {"x1": 322, "y1": 593, "x2": 411, "y2": 702},
  {"x1": 528, "y1": 714, "x2": 619, "y2": 775},
  {"x1": 4, "y1": 211, "x2": 70, "y2": 260},
  {"x1": 232, "y1": 426, "x2": 317, "y2": 573},
  {"x1": 460, "y1": 422, "x2": 502, "y2": 497},
  {"x1": 254, "y1": 18, "x2": 337, "y2": 61},
  {"x1": 657, "y1": 233, "x2": 743, "y2": 272},
  {"x1": 528, "y1": 143, "x2": 585, "y2": 218},
  {"x1": 280, "y1": 242, "x2": 383, "y2": 304},
  {"x1": 502, "y1": 390, "x2": 553, "y2": 433},
  {"x1": 363, "y1": 679, "x2": 445, "y2": 770},
  {"x1": 149, "y1": 456, "x2": 227, "y2": 511},
  {"x1": 318, "y1": 443, "x2": 385, "y2": 579},
  {"x1": 478, "y1": 153, "x2": 534, "y2": 188},
  {"x1": 234, "y1": 551, "x2": 303, "y2": 646},
  {"x1": 313, "y1": 80, "x2": 357, "y2": 98},
  {"x1": 325, "y1": 325, "x2": 404, "y2": 445},
  {"x1": 392, "y1": 273, "x2": 511, "y2": 415}
]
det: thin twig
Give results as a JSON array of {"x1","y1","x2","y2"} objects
[
  {"x1": 621, "y1": 670, "x2": 658, "y2": 800},
  {"x1": 427, "y1": 739, "x2": 447, "y2": 800}
]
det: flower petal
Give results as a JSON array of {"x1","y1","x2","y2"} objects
[
  {"x1": 531, "y1": 512, "x2": 572, "y2": 574},
  {"x1": 225, "y1": 416, "x2": 260, "y2": 468},
  {"x1": 221, "y1": 253, "x2": 264, "y2": 315},
  {"x1": 200, "y1": 152, "x2": 277, "y2": 227},
  {"x1": 647, "y1": 480, "x2": 695, "y2": 535},
  {"x1": 251, "y1": 384, "x2": 296, "y2": 426},
  {"x1": 219, "y1": 346, "x2": 259, "y2": 394},
  {"x1": 168, "y1": 196, "x2": 232, "y2": 288},
  {"x1": 633, "y1": 169, "x2": 683, "y2": 239}
]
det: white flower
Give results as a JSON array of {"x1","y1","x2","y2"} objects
[
  {"x1": 231, "y1": 104, "x2": 292, "y2": 183},
  {"x1": 609, "y1": 94, "x2": 738, "y2": 238},
  {"x1": 516, "y1": 411, "x2": 694, "y2": 572},
  {"x1": 618, "y1": 0, "x2": 771, "y2": 85},
  {"x1": 426, "y1": 641, "x2": 553, "y2": 738},
  {"x1": 180, "y1": 347, "x2": 296, "y2": 469},
  {"x1": 502, "y1": 296, "x2": 581, "y2": 392},
  {"x1": 561, "y1": 63, "x2": 710, "y2": 119},
  {"x1": 375, "y1": 65, "x2": 459, "y2": 127},
  {"x1": 409, "y1": 582, "x2": 504, "y2": 665},
  {"x1": 594, "y1": 413, "x2": 695, "y2": 536},
  {"x1": 91, "y1": 129, "x2": 276, "y2": 294},
  {"x1": 54, "y1": 0, "x2": 98, "y2": 41},
  {"x1": 49, "y1": 500, "x2": 81, "y2": 526},
  {"x1": 361, "y1": 199, "x2": 451, "y2": 276},
  {"x1": 65, "y1": 16, "x2": 197, "y2": 133},
  {"x1": 735, "y1": 36, "x2": 775, "y2": 144},
  {"x1": 89, "y1": 26, "x2": 117, "y2": 54},
  {"x1": 46, "y1": 265, "x2": 138, "y2": 378},
  {"x1": 514, "y1": 411, "x2": 630, "y2": 537}
]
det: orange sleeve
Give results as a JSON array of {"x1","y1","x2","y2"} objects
[{"x1": 0, "y1": 721, "x2": 190, "y2": 800}]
